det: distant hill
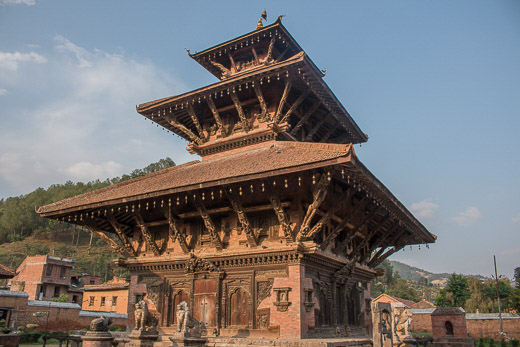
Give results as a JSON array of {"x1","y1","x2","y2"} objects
[{"x1": 389, "y1": 260, "x2": 487, "y2": 287}]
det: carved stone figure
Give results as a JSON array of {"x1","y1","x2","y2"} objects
[
  {"x1": 89, "y1": 316, "x2": 112, "y2": 332},
  {"x1": 175, "y1": 301, "x2": 202, "y2": 337},
  {"x1": 393, "y1": 308, "x2": 412, "y2": 342},
  {"x1": 184, "y1": 253, "x2": 220, "y2": 273},
  {"x1": 133, "y1": 300, "x2": 158, "y2": 334}
]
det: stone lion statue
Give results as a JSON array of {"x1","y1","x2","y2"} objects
[
  {"x1": 90, "y1": 316, "x2": 112, "y2": 332},
  {"x1": 175, "y1": 301, "x2": 202, "y2": 337},
  {"x1": 134, "y1": 299, "x2": 158, "y2": 333}
]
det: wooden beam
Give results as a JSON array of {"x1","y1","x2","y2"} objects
[
  {"x1": 304, "y1": 187, "x2": 354, "y2": 240},
  {"x1": 263, "y1": 37, "x2": 275, "y2": 64},
  {"x1": 133, "y1": 212, "x2": 160, "y2": 256},
  {"x1": 191, "y1": 193, "x2": 223, "y2": 250},
  {"x1": 230, "y1": 90, "x2": 249, "y2": 133},
  {"x1": 368, "y1": 228, "x2": 406, "y2": 264},
  {"x1": 164, "y1": 206, "x2": 190, "y2": 254},
  {"x1": 251, "y1": 48, "x2": 259, "y2": 65},
  {"x1": 321, "y1": 196, "x2": 368, "y2": 249},
  {"x1": 297, "y1": 173, "x2": 331, "y2": 241},
  {"x1": 207, "y1": 96, "x2": 224, "y2": 136},
  {"x1": 228, "y1": 52, "x2": 237, "y2": 72},
  {"x1": 253, "y1": 82, "x2": 268, "y2": 117},
  {"x1": 107, "y1": 213, "x2": 137, "y2": 256},
  {"x1": 369, "y1": 233, "x2": 411, "y2": 267},
  {"x1": 225, "y1": 186, "x2": 257, "y2": 247},
  {"x1": 350, "y1": 212, "x2": 390, "y2": 258},
  {"x1": 210, "y1": 60, "x2": 231, "y2": 79},
  {"x1": 319, "y1": 124, "x2": 337, "y2": 143},
  {"x1": 217, "y1": 98, "x2": 257, "y2": 113},
  {"x1": 305, "y1": 114, "x2": 330, "y2": 141},
  {"x1": 263, "y1": 179, "x2": 294, "y2": 242},
  {"x1": 362, "y1": 222, "x2": 400, "y2": 263},
  {"x1": 290, "y1": 100, "x2": 320, "y2": 136},
  {"x1": 274, "y1": 78, "x2": 292, "y2": 123},
  {"x1": 167, "y1": 117, "x2": 203, "y2": 145},
  {"x1": 87, "y1": 227, "x2": 129, "y2": 257},
  {"x1": 187, "y1": 104, "x2": 205, "y2": 140},
  {"x1": 279, "y1": 89, "x2": 310, "y2": 124}
]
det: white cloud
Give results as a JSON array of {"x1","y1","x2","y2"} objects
[
  {"x1": 0, "y1": 35, "x2": 188, "y2": 196},
  {"x1": 0, "y1": 51, "x2": 46, "y2": 71},
  {"x1": 0, "y1": 88, "x2": 6, "y2": 95},
  {"x1": 452, "y1": 206, "x2": 482, "y2": 227},
  {"x1": 512, "y1": 212, "x2": 520, "y2": 224},
  {"x1": 0, "y1": 0, "x2": 35, "y2": 6},
  {"x1": 410, "y1": 198, "x2": 439, "y2": 219},
  {"x1": 63, "y1": 161, "x2": 123, "y2": 182}
]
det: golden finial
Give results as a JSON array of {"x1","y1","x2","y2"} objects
[
  {"x1": 256, "y1": 17, "x2": 263, "y2": 30},
  {"x1": 261, "y1": 9, "x2": 267, "y2": 20}
]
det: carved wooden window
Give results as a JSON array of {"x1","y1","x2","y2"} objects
[{"x1": 45, "y1": 265, "x2": 53, "y2": 276}]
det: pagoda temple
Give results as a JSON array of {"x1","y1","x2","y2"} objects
[{"x1": 38, "y1": 16, "x2": 436, "y2": 340}]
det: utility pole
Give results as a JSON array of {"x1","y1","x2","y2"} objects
[{"x1": 493, "y1": 255, "x2": 503, "y2": 338}]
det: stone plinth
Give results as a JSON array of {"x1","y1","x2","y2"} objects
[
  {"x1": 81, "y1": 331, "x2": 114, "y2": 347},
  {"x1": 169, "y1": 332, "x2": 207, "y2": 347},
  {"x1": 128, "y1": 330, "x2": 159, "y2": 347}
]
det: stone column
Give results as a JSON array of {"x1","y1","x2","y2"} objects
[{"x1": 81, "y1": 331, "x2": 114, "y2": 347}]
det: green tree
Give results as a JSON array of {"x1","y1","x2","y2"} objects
[{"x1": 435, "y1": 273, "x2": 470, "y2": 308}]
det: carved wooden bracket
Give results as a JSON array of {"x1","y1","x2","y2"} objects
[
  {"x1": 106, "y1": 213, "x2": 137, "y2": 256},
  {"x1": 230, "y1": 90, "x2": 249, "y2": 133},
  {"x1": 163, "y1": 206, "x2": 190, "y2": 254},
  {"x1": 191, "y1": 193, "x2": 223, "y2": 250},
  {"x1": 133, "y1": 212, "x2": 160, "y2": 256},
  {"x1": 224, "y1": 186, "x2": 257, "y2": 247},
  {"x1": 305, "y1": 113, "x2": 330, "y2": 141},
  {"x1": 274, "y1": 77, "x2": 292, "y2": 123},
  {"x1": 263, "y1": 179, "x2": 294, "y2": 243},
  {"x1": 166, "y1": 116, "x2": 203, "y2": 145},
  {"x1": 207, "y1": 96, "x2": 224, "y2": 137},
  {"x1": 87, "y1": 227, "x2": 130, "y2": 257},
  {"x1": 187, "y1": 104, "x2": 205, "y2": 140},
  {"x1": 297, "y1": 173, "x2": 331, "y2": 241},
  {"x1": 321, "y1": 196, "x2": 368, "y2": 249},
  {"x1": 273, "y1": 287, "x2": 292, "y2": 312},
  {"x1": 253, "y1": 80, "x2": 268, "y2": 119},
  {"x1": 279, "y1": 88, "x2": 310, "y2": 124}
]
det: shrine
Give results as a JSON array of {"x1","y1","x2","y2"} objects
[{"x1": 38, "y1": 15, "x2": 436, "y2": 342}]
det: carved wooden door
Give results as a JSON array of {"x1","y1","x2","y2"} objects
[
  {"x1": 230, "y1": 288, "x2": 249, "y2": 326},
  {"x1": 193, "y1": 279, "x2": 217, "y2": 327}
]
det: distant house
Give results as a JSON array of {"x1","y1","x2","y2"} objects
[
  {"x1": 81, "y1": 277, "x2": 129, "y2": 315},
  {"x1": 8, "y1": 255, "x2": 82, "y2": 304},
  {"x1": 71, "y1": 274, "x2": 103, "y2": 288}
]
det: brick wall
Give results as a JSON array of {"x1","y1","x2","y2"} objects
[
  {"x1": 467, "y1": 318, "x2": 520, "y2": 340},
  {"x1": 431, "y1": 314, "x2": 467, "y2": 338},
  {"x1": 411, "y1": 313, "x2": 433, "y2": 333}
]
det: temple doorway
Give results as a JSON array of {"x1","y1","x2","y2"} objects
[{"x1": 193, "y1": 279, "x2": 217, "y2": 327}]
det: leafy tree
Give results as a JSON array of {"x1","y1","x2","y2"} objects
[
  {"x1": 514, "y1": 267, "x2": 520, "y2": 289},
  {"x1": 435, "y1": 273, "x2": 470, "y2": 308},
  {"x1": 50, "y1": 293, "x2": 68, "y2": 302},
  {"x1": 386, "y1": 277, "x2": 421, "y2": 302}
]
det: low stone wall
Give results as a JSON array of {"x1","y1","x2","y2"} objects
[{"x1": 466, "y1": 314, "x2": 520, "y2": 340}]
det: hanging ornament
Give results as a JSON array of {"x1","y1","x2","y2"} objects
[
  {"x1": 284, "y1": 179, "x2": 288, "y2": 188},
  {"x1": 250, "y1": 185, "x2": 254, "y2": 193},
  {"x1": 202, "y1": 192, "x2": 205, "y2": 200},
  {"x1": 298, "y1": 177, "x2": 301, "y2": 186},
  {"x1": 341, "y1": 169, "x2": 345, "y2": 179},
  {"x1": 177, "y1": 197, "x2": 180, "y2": 206},
  {"x1": 327, "y1": 171, "x2": 331, "y2": 181},
  {"x1": 312, "y1": 175, "x2": 316, "y2": 184},
  {"x1": 211, "y1": 191, "x2": 214, "y2": 200},
  {"x1": 239, "y1": 187, "x2": 242, "y2": 196},
  {"x1": 261, "y1": 183, "x2": 265, "y2": 192}
]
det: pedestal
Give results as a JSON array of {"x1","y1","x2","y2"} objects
[
  {"x1": 169, "y1": 332, "x2": 207, "y2": 347},
  {"x1": 128, "y1": 330, "x2": 159, "y2": 347},
  {"x1": 81, "y1": 331, "x2": 114, "y2": 347}
]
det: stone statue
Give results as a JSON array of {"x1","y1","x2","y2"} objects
[
  {"x1": 133, "y1": 300, "x2": 158, "y2": 334},
  {"x1": 393, "y1": 308, "x2": 412, "y2": 342},
  {"x1": 175, "y1": 301, "x2": 201, "y2": 337},
  {"x1": 89, "y1": 316, "x2": 112, "y2": 332}
]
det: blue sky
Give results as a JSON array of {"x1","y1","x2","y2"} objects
[{"x1": 1, "y1": 1, "x2": 519, "y2": 279}]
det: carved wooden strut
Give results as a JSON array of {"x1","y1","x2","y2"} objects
[
  {"x1": 88, "y1": 227, "x2": 130, "y2": 257},
  {"x1": 133, "y1": 212, "x2": 161, "y2": 256},
  {"x1": 263, "y1": 179, "x2": 294, "y2": 242},
  {"x1": 297, "y1": 173, "x2": 331, "y2": 241},
  {"x1": 225, "y1": 186, "x2": 257, "y2": 247},
  {"x1": 164, "y1": 206, "x2": 190, "y2": 254},
  {"x1": 191, "y1": 193, "x2": 223, "y2": 250},
  {"x1": 106, "y1": 213, "x2": 137, "y2": 256}
]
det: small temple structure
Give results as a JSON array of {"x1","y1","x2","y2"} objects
[{"x1": 38, "y1": 15, "x2": 436, "y2": 341}]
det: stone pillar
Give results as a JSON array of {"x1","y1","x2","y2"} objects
[
  {"x1": 372, "y1": 301, "x2": 393, "y2": 347},
  {"x1": 81, "y1": 331, "x2": 114, "y2": 347}
]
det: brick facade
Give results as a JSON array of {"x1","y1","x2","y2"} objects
[
  {"x1": 8, "y1": 255, "x2": 81, "y2": 303},
  {"x1": 81, "y1": 277, "x2": 129, "y2": 314},
  {"x1": 467, "y1": 315, "x2": 520, "y2": 340}
]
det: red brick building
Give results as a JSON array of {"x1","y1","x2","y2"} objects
[
  {"x1": 37, "y1": 17, "x2": 435, "y2": 341},
  {"x1": 9, "y1": 255, "x2": 82, "y2": 304}
]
